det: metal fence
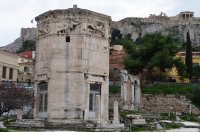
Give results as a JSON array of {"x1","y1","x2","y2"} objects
[{"x1": 0, "y1": 81, "x2": 34, "y2": 91}]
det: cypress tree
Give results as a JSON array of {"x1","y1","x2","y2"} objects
[{"x1": 185, "y1": 31, "x2": 193, "y2": 81}]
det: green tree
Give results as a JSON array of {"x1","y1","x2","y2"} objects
[
  {"x1": 185, "y1": 31, "x2": 193, "y2": 81},
  {"x1": 17, "y1": 40, "x2": 36, "y2": 53},
  {"x1": 121, "y1": 33, "x2": 183, "y2": 81},
  {"x1": 111, "y1": 28, "x2": 122, "y2": 45},
  {"x1": 120, "y1": 38, "x2": 143, "y2": 74},
  {"x1": 174, "y1": 58, "x2": 187, "y2": 79},
  {"x1": 191, "y1": 87, "x2": 200, "y2": 107},
  {"x1": 193, "y1": 65, "x2": 200, "y2": 78},
  {"x1": 125, "y1": 33, "x2": 132, "y2": 40}
]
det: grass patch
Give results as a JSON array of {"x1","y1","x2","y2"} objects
[
  {"x1": 179, "y1": 114, "x2": 199, "y2": 122},
  {"x1": 160, "y1": 122, "x2": 181, "y2": 129},
  {"x1": 0, "y1": 117, "x2": 4, "y2": 121},
  {"x1": 141, "y1": 84, "x2": 197, "y2": 95},
  {"x1": 109, "y1": 86, "x2": 121, "y2": 94},
  {"x1": 0, "y1": 128, "x2": 9, "y2": 132},
  {"x1": 3, "y1": 118, "x2": 16, "y2": 126},
  {"x1": 160, "y1": 113, "x2": 176, "y2": 121},
  {"x1": 120, "y1": 110, "x2": 142, "y2": 120},
  {"x1": 130, "y1": 126, "x2": 150, "y2": 131},
  {"x1": 142, "y1": 83, "x2": 200, "y2": 108}
]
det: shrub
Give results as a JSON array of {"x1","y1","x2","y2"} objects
[{"x1": 191, "y1": 87, "x2": 200, "y2": 107}]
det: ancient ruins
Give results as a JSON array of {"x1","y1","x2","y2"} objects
[
  {"x1": 121, "y1": 70, "x2": 141, "y2": 110},
  {"x1": 113, "y1": 11, "x2": 200, "y2": 45},
  {"x1": 34, "y1": 5, "x2": 111, "y2": 124}
]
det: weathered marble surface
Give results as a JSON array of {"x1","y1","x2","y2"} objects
[{"x1": 34, "y1": 5, "x2": 111, "y2": 124}]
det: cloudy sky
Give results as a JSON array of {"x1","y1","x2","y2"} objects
[{"x1": 0, "y1": 0, "x2": 199, "y2": 47}]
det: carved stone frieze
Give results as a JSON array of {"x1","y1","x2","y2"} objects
[
  {"x1": 37, "y1": 24, "x2": 51, "y2": 38},
  {"x1": 87, "y1": 22, "x2": 105, "y2": 37},
  {"x1": 56, "y1": 17, "x2": 80, "y2": 34}
]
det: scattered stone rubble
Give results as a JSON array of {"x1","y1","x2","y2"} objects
[{"x1": 142, "y1": 94, "x2": 200, "y2": 114}]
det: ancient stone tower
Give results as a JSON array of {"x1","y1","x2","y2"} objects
[{"x1": 34, "y1": 5, "x2": 111, "y2": 123}]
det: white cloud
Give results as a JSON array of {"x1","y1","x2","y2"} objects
[{"x1": 0, "y1": 0, "x2": 199, "y2": 46}]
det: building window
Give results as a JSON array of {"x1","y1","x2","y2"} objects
[
  {"x1": 38, "y1": 82, "x2": 48, "y2": 112},
  {"x1": 66, "y1": 36, "x2": 70, "y2": 42},
  {"x1": 193, "y1": 63, "x2": 199, "y2": 67},
  {"x1": 9, "y1": 68, "x2": 13, "y2": 80},
  {"x1": 24, "y1": 67, "x2": 28, "y2": 72},
  {"x1": 2, "y1": 67, "x2": 6, "y2": 78},
  {"x1": 89, "y1": 84, "x2": 101, "y2": 111},
  {"x1": 39, "y1": 92, "x2": 48, "y2": 112}
]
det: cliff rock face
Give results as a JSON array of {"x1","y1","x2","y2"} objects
[
  {"x1": 112, "y1": 12, "x2": 200, "y2": 45},
  {"x1": 1, "y1": 28, "x2": 37, "y2": 52}
]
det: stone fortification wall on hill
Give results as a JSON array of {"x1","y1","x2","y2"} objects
[
  {"x1": 1, "y1": 28, "x2": 36, "y2": 52},
  {"x1": 112, "y1": 13, "x2": 200, "y2": 45}
]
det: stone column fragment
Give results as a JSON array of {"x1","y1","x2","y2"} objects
[
  {"x1": 16, "y1": 109, "x2": 23, "y2": 120},
  {"x1": 135, "y1": 86, "x2": 141, "y2": 105},
  {"x1": 96, "y1": 95, "x2": 101, "y2": 120},
  {"x1": 113, "y1": 101, "x2": 119, "y2": 124}
]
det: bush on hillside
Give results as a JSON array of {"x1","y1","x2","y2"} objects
[{"x1": 191, "y1": 87, "x2": 200, "y2": 107}]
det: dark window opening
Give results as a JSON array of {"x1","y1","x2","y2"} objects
[
  {"x1": 9, "y1": 68, "x2": 13, "y2": 80},
  {"x1": 90, "y1": 84, "x2": 101, "y2": 92},
  {"x1": 89, "y1": 93, "x2": 93, "y2": 111},
  {"x1": 28, "y1": 79, "x2": 31, "y2": 84},
  {"x1": 39, "y1": 92, "x2": 48, "y2": 112},
  {"x1": 66, "y1": 36, "x2": 70, "y2": 42},
  {"x1": 24, "y1": 67, "x2": 28, "y2": 72},
  {"x1": 193, "y1": 63, "x2": 199, "y2": 67},
  {"x1": 39, "y1": 82, "x2": 48, "y2": 91},
  {"x1": 39, "y1": 82, "x2": 48, "y2": 112},
  {"x1": 2, "y1": 67, "x2": 6, "y2": 78},
  {"x1": 89, "y1": 84, "x2": 101, "y2": 111}
]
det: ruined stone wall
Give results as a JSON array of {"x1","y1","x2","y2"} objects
[
  {"x1": 142, "y1": 94, "x2": 200, "y2": 114},
  {"x1": 1, "y1": 28, "x2": 37, "y2": 52},
  {"x1": 109, "y1": 49, "x2": 125, "y2": 70},
  {"x1": 109, "y1": 94, "x2": 200, "y2": 114},
  {"x1": 20, "y1": 28, "x2": 37, "y2": 41}
]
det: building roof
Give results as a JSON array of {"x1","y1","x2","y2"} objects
[
  {"x1": 19, "y1": 51, "x2": 33, "y2": 59},
  {"x1": 0, "y1": 50, "x2": 19, "y2": 58},
  {"x1": 179, "y1": 11, "x2": 194, "y2": 15},
  {"x1": 35, "y1": 5, "x2": 111, "y2": 21}
]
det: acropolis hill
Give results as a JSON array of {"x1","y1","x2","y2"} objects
[{"x1": 112, "y1": 11, "x2": 200, "y2": 45}]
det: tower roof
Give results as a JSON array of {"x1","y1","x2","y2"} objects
[{"x1": 35, "y1": 5, "x2": 111, "y2": 21}]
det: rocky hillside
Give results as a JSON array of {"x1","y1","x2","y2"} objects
[
  {"x1": 2, "y1": 12, "x2": 200, "y2": 52},
  {"x1": 112, "y1": 12, "x2": 200, "y2": 45},
  {"x1": 1, "y1": 28, "x2": 37, "y2": 52}
]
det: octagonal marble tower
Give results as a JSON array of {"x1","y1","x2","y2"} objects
[{"x1": 34, "y1": 5, "x2": 111, "y2": 123}]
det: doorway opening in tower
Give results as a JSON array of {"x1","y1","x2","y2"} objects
[{"x1": 89, "y1": 83, "x2": 101, "y2": 119}]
